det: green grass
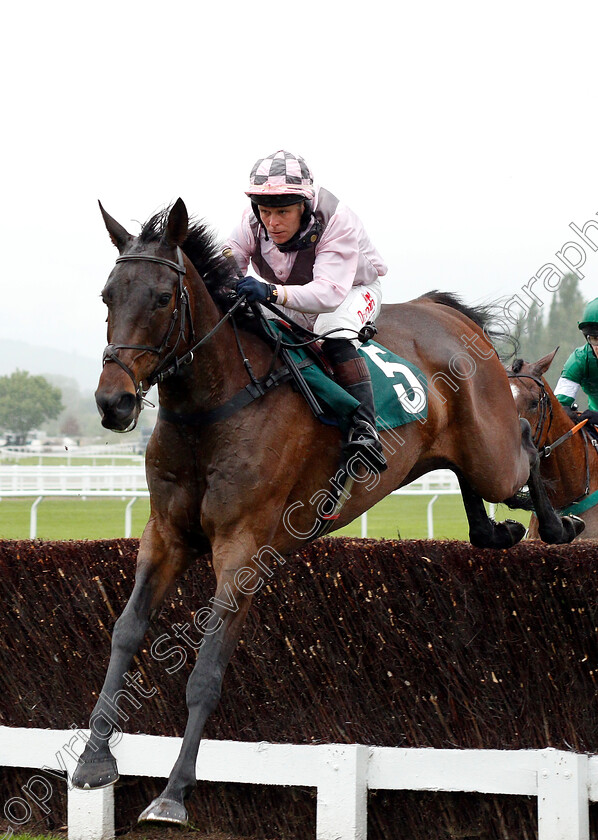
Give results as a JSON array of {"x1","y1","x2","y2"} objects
[
  {"x1": 333, "y1": 494, "x2": 530, "y2": 540},
  {"x1": 0, "y1": 497, "x2": 151, "y2": 540},
  {"x1": 7, "y1": 835, "x2": 64, "y2": 840},
  {"x1": 0, "y1": 495, "x2": 530, "y2": 541}
]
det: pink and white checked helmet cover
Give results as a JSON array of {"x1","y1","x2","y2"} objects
[{"x1": 246, "y1": 150, "x2": 315, "y2": 200}]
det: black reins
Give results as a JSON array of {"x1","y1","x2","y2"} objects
[{"x1": 101, "y1": 245, "x2": 372, "y2": 430}]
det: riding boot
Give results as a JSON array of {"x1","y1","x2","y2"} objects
[{"x1": 322, "y1": 338, "x2": 388, "y2": 473}]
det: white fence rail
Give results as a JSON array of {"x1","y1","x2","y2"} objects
[
  {"x1": 0, "y1": 726, "x2": 595, "y2": 840},
  {"x1": 0, "y1": 445, "x2": 145, "y2": 465},
  {"x1": 0, "y1": 465, "x2": 147, "y2": 495}
]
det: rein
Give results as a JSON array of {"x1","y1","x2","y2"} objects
[{"x1": 102, "y1": 247, "x2": 324, "y2": 430}]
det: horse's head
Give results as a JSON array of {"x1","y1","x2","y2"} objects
[
  {"x1": 508, "y1": 349, "x2": 559, "y2": 445},
  {"x1": 95, "y1": 198, "x2": 191, "y2": 431}
]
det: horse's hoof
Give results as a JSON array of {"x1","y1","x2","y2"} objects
[
  {"x1": 497, "y1": 519, "x2": 526, "y2": 547},
  {"x1": 72, "y1": 755, "x2": 119, "y2": 789},
  {"x1": 138, "y1": 797, "x2": 188, "y2": 825},
  {"x1": 470, "y1": 519, "x2": 526, "y2": 549},
  {"x1": 562, "y1": 514, "x2": 585, "y2": 542},
  {"x1": 540, "y1": 514, "x2": 586, "y2": 544}
]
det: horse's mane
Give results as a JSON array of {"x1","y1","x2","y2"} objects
[
  {"x1": 511, "y1": 358, "x2": 525, "y2": 374},
  {"x1": 139, "y1": 208, "x2": 237, "y2": 307},
  {"x1": 420, "y1": 290, "x2": 519, "y2": 361}
]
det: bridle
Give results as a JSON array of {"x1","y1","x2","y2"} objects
[
  {"x1": 508, "y1": 370, "x2": 593, "y2": 504},
  {"x1": 507, "y1": 372, "x2": 553, "y2": 453},
  {"x1": 102, "y1": 248, "x2": 192, "y2": 403},
  {"x1": 102, "y1": 247, "x2": 246, "y2": 409}
]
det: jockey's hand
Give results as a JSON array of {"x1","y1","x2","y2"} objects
[
  {"x1": 578, "y1": 409, "x2": 598, "y2": 427},
  {"x1": 237, "y1": 276, "x2": 272, "y2": 303}
]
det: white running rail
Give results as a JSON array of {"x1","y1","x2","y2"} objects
[
  {"x1": 0, "y1": 465, "x2": 147, "y2": 495},
  {"x1": 0, "y1": 727, "x2": 594, "y2": 840}
]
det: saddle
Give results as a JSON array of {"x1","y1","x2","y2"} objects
[{"x1": 244, "y1": 299, "x2": 377, "y2": 410}]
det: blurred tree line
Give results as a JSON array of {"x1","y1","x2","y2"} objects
[
  {"x1": 510, "y1": 273, "x2": 588, "y2": 400},
  {"x1": 0, "y1": 370, "x2": 157, "y2": 446}
]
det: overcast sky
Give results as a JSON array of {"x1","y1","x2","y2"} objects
[{"x1": 2, "y1": 0, "x2": 598, "y2": 369}]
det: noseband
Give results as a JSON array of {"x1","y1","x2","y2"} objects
[{"x1": 102, "y1": 247, "x2": 195, "y2": 403}]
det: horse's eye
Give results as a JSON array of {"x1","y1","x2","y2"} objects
[
  {"x1": 101, "y1": 290, "x2": 112, "y2": 306},
  {"x1": 530, "y1": 399, "x2": 539, "y2": 410},
  {"x1": 157, "y1": 293, "x2": 172, "y2": 308}
]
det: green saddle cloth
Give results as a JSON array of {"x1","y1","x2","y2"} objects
[{"x1": 268, "y1": 322, "x2": 428, "y2": 431}]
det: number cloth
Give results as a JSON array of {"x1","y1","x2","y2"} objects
[{"x1": 266, "y1": 321, "x2": 428, "y2": 432}]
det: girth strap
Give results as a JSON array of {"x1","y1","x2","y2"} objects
[{"x1": 158, "y1": 359, "x2": 313, "y2": 426}]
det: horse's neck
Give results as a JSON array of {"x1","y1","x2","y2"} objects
[{"x1": 545, "y1": 390, "x2": 597, "y2": 501}]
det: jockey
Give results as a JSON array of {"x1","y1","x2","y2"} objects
[
  {"x1": 227, "y1": 149, "x2": 388, "y2": 472},
  {"x1": 555, "y1": 297, "x2": 598, "y2": 426}
]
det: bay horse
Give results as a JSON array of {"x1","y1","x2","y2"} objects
[
  {"x1": 72, "y1": 199, "x2": 583, "y2": 824},
  {"x1": 508, "y1": 351, "x2": 598, "y2": 538}
]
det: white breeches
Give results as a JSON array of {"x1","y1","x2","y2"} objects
[{"x1": 267, "y1": 280, "x2": 383, "y2": 345}]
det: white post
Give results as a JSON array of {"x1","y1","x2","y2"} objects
[
  {"x1": 30, "y1": 496, "x2": 43, "y2": 539},
  {"x1": 316, "y1": 744, "x2": 368, "y2": 840},
  {"x1": 67, "y1": 786, "x2": 115, "y2": 840},
  {"x1": 361, "y1": 511, "x2": 368, "y2": 538},
  {"x1": 427, "y1": 494, "x2": 438, "y2": 539},
  {"x1": 125, "y1": 497, "x2": 137, "y2": 538},
  {"x1": 537, "y1": 748, "x2": 589, "y2": 840}
]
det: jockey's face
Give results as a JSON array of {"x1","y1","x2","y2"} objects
[
  {"x1": 258, "y1": 203, "x2": 304, "y2": 244},
  {"x1": 587, "y1": 333, "x2": 598, "y2": 356}
]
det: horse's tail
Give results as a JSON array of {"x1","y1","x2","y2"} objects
[{"x1": 420, "y1": 290, "x2": 519, "y2": 361}]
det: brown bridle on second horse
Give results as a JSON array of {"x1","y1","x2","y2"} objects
[{"x1": 508, "y1": 370, "x2": 594, "y2": 506}]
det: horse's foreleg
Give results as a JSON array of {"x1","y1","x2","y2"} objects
[
  {"x1": 456, "y1": 471, "x2": 526, "y2": 549},
  {"x1": 139, "y1": 563, "x2": 254, "y2": 825},
  {"x1": 519, "y1": 419, "x2": 585, "y2": 543},
  {"x1": 73, "y1": 526, "x2": 190, "y2": 790}
]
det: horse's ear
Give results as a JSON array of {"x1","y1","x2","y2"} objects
[
  {"x1": 98, "y1": 201, "x2": 133, "y2": 253},
  {"x1": 532, "y1": 347, "x2": 559, "y2": 377},
  {"x1": 163, "y1": 198, "x2": 188, "y2": 247}
]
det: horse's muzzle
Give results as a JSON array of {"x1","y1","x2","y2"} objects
[{"x1": 95, "y1": 388, "x2": 139, "y2": 431}]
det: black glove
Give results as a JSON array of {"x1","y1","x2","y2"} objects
[
  {"x1": 562, "y1": 404, "x2": 579, "y2": 421},
  {"x1": 237, "y1": 276, "x2": 273, "y2": 303},
  {"x1": 578, "y1": 409, "x2": 598, "y2": 426}
]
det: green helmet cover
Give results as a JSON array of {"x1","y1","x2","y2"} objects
[{"x1": 578, "y1": 298, "x2": 598, "y2": 333}]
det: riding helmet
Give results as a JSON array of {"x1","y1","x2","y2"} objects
[
  {"x1": 246, "y1": 150, "x2": 315, "y2": 241},
  {"x1": 578, "y1": 298, "x2": 598, "y2": 334}
]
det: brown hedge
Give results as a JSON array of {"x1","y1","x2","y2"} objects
[{"x1": 1, "y1": 537, "x2": 598, "y2": 839}]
